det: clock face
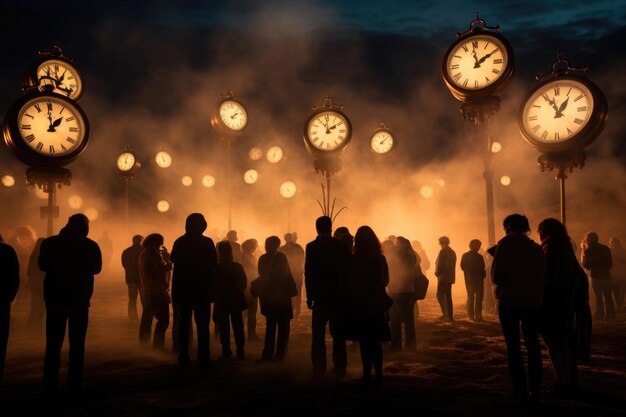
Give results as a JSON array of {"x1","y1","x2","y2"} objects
[
  {"x1": 117, "y1": 152, "x2": 136, "y2": 172},
  {"x1": 155, "y1": 151, "x2": 172, "y2": 168},
  {"x1": 306, "y1": 111, "x2": 350, "y2": 151},
  {"x1": 280, "y1": 181, "x2": 296, "y2": 199},
  {"x1": 202, "y1": 175, "x2": 215, "y2": 188},
  {"x1": 522, "y1": 79, "x2": 594, "y2": 144},
  {"x1": 243, "y1": 169, "x2": 258, "y2": 184},
  {"x1": 249, "y1": 147, "x2": 263, "y2": 161},
  {"x1": 446, "y1": 34, "x2": 508, "y2": 90},
  {"x1": 219, "y1": 100, "x2": 248, "y2": 131},
  {"x1": 157, "y1": 200, "x2": 170, "y2": 213},
  {"x1": 371, "y1": 131, "x2": 394, "y2": 155},
  {"x1": 17, "y1": 95, "x2": 86, "y2": 157},
  {"x1": 36, "y1": 59, "x2": 83, "y2": 100},
  {"x1": 266, "y1": 145, "x2": 283, "y2": 163}
]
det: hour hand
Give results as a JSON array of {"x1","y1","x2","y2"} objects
[
  {"x1": 555, "y1": 97, "x2": 569, "y2": 118},
  {"x1": 477, "y1": 52, "x2": 493, "y2": 65}
]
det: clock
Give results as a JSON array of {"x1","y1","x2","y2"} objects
[
  {"x1": 279, "y1": 181, "x2": 296, "y2": 199},
  {"x1": 303, "y1": 98, "x2": 352, "y2": 157},
  {"x1": 117, "y1": 150, "x2": 137, "y2": 172},
  {"x1": 3, "y1": 90, "x2": 89, "y2": 167},
  {"x1": 370, "y1": 123, "x2": 395, "y2": 155},
  {"x1": 519, "y1": 75, "x2": 607, "y2": 153},
  {"x1": 202, "y1": 175, "x2": 216, "y2": 188},
  {"x1": 22, "y1": 45, "x2": 84, "y2": 101},
  {"x1": 442, "y1": 17, "x2": 514, "y2": 101},
  {"x1": 155, "y1": 151, "x2": 172, "y2": 168},
  {"x1": 157, "y1": 200, "x2": 170, "y2": 213},
  {"x1": 249, "y1": 147, "x2": 263, "y2": 161},
  {"x1": 210, "y1": 91, "x2": 248, "y2": 136},
  {"x1": 243, "y1": 168, "x2": 258, "y2": 184},
  {"x1": 266, "y1": 145, "x2": 283, "y2": 163}
]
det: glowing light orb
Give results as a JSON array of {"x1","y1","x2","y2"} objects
[
  {"x1": 491, "y1": 141, "x2": 502, "y2": 154},
  {"x1": 420, "y1": 186, "x2": 434, "y2": 199},
  {"x1": 436, "y1": 179, "x2": 446, "y2": 187},
  {"x1": 243, "y1": 169, "x2": 259, "y2": 185},
  {"x1": 280, "y1": 181, "x2": 297, "y2": 199},
  {"x1": 68, "y1": 195, "x2": 83, "y2": 210},
  {"x1": 34, "y1": 187, "x2": 48, "y2": 200},
  {"x1": 500, "y1": 176, "x2": 511, "y2": 186},
  {"x1": 157, "y1": 200, "x2": 170, "y2": 213},
  {"x1": 1, "y1": 174, "x2": 15, "y2": 187},
  {"x1": 84, "y1": 207, "x2": 99, "y2": 221},
  {"x1": 202, "y1": 175, "x2": 216, "y2": 188},
  {"x1": 266, "y1": 146, "x2": 283, "y2": 164},
  {"x1": 155, "y1": 151, "x2": 172, "y2": 168},
  {"x1": 249, "y1": 147, "x2": 263, "y2": 161},
  {"x1": 181, "y1": 176, "x2": 193, "y2": 187}
]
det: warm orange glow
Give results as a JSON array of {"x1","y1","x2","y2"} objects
[
  {"x1": 266, "y1": 145, "x2": 283, "y2": 163},
  {"x1": 420, "y1": 185, "x2": 434, "y2": 199},
  {"x1": 68, "y1": 195, "x2": 83, "y2": 209},
  {"x1": 243, "y1": 169, "x2": 259, "y2": 184},
  {"x1": 1, "y1": 174, "x2": 15, "y2": 187},
  {"x1": 181, "y1": 176, "x2": 193, "y2": 187},
  {"x1": 500, "y1": 175, "x2": 511, "y2": 186},
  {"x1": 491, "y1": 141, "x2": 502, "y2": 153},
  {"x1": 84, "y1": 207, "x2": 99, "y2": 220},
  {"x1": 249, "y1": 147, "x2": 263, "y2": 161},
  {"x1": 280, "y1": 180, "x2": 296, "y2": 198},
  {"x1": 202, "y1": 175, "x2": 216, "y2": 188},
  {"x1": 155, "y1": 151, "x2": 172, "y2": 168},
  {"x1": 157, "y1": 200, "x2": 170, "y2": 213}
]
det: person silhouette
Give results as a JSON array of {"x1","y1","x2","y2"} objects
[
  {"x1": 241, "y1": 239, "x2": 259, "y2": 340},
  {"x1": 581, "y1": 232, "x2": 615, "y2": 320},
  {"x1": 226, "y1": 230, "x2": 242, "y2": 263},
  {"x1": 0, "y1": 234, "x2": 20, "y2": 383},
  {"x1": 388, "y1": 236, "x2": 417, "y2": 351},
  {"x1": 27, "y1": 238, "x2": 46, "y2": 332},
  {"x1": 305, "y1": 216, "x2": 350, "y2": 377},
  {"x1": 435, "y1": 236, "x2": 456, "y2": 321},
  {"x1": 460, "y1": 239, "x2": 486, "y2": 322},
  {"x1": 280, "y1": 233, "x2": 305, "y2": 319},
  {"x1": 121, "y1": 235, "x2": 144, "y2": 320},
  {"x1": 170, "y1": 213, "x2": 217, "y2": 366},
  {"x1": 38, "y1": 214, "x2": 102, "y2": 392},
  {"x1": 97, "y1": 231, "x2": 113, "y2": 274},
  {"x1": 609, "y1": 237, "x2": 625, "y2": 310}
]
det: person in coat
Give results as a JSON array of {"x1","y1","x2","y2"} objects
[
  {"x1": 121, "y1": 235, "x2": 143, "y2": 320},
  {"x1": 280, "y1": 233, "x2": 305, "y2": 319},
  {"x1": 251, "y1": 236, "x2": 297, "y2": 361},
  {"x1": 345, "y1": 226, "x2": 390, "y2": 386},
  {"x1": 138, "y1": 233, "x2": 172, "y2": 350},
  {"x1": 435, "y1": 236, "x2": 457, "y2": 321},
  {"x1": 0, "y1": 234, "x2": 20, "y2": 383},
  {"x1": 491, "y1": 214, "x2": 547, "y2": 403},
  {"x1": 581, "y1": 232, "x2": 614, "y2": 320},
  {"x1": 388, "y1": 236, "x2": 418, "y2": 351},
  {"x1": 460, "y1": 239, "x2": 486, "y2": 322},
  {"x1": 213, "y1": 241, "x2": 247, "y2": 359},
  {"x1": 170, "y1": 213, "x2": 217, "y2": 365},
  {"x1": 241, "y1": 238, "x2": 259, "y2": 340},
  {"x1": 609, "y1": 237, "x2": 625, "y2": 310},
  {"x1": 38, "y1": 214, "x2": 102, "y2": 392},
  {"x1": 27, "y1": 237, "x2": 46, "y2": 332}
]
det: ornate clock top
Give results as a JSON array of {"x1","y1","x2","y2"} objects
[
  {"x1": 38, "y1": 42, "x2": 73, "y2": 62},
  {"x1": 456, "y1": 12, "x2": 500, "y2": 38},
  {"x1": 311, "y1": 96, "x2": 344, "y2": 112},
  {"x1": 535, "y1": 52, "x2": 588, "y2": 80}
]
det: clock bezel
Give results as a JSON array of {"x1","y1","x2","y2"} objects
[
  {"x1": 3, "y1": 90, "x2": 90, "y2": 167},
  {"x1": 210, "y1": 95, "x2": 248, "y2": 137},
  {"x1": 303, "y1": 108, "x2": 353, "y2": 157},
  {"x1": 442, "y1": 31, "x2": 515, "y2": 102},
  {"x1": 22, "y1": 56, "x2": 84, "y2": 101},
  {"x1": 518, "y1": 75, "x2": 608, "y2": 153},
  {"x1": 370, "y1": 126, "x2": 396, "y2": 156}
]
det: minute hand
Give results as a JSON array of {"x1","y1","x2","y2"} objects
[{"x1": 477, "y1": 52, "x2": 495, "y2": 65}]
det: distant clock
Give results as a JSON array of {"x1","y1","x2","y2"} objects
[
  {"x1": 3, "y1": 90, "x2": 89, "y2": 167},
  {"x1": 519, "y1": 76, "x2": 607, "y2": 152},
  {"x1": 155, "y1": 151, "x2": 172, "y2": 168},
  {"x1": 23, "y1": 51, "x2": 84, "y2": 101},
  {"x1": 243, "y1": 168, "x2": 258, "y2": 184},
  {"x1": 370, "y1": 124, "x2": 395, "y2": 155},
  {"x1": 280, "y1": 181, "x2": 296, "y2": 199},
  {"x1": 303, "y1": 98, "x2": 352, "y2": 157},
  {"x1": 266, "y1": 145, "x2": 283, "y2": 163},
  {"x1": 210, "y1": 92, "x2": 248, "y2": 136},
  {"x1": 117, "y1": 150, "x2": 137, "y2": 172}
]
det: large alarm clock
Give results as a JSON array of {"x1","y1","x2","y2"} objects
[
  {"x1": 210, "y1": 91, "x2": 248, "y2": 137},
  {"x1": 303, "y1": 97, "x2": 352, "y2": 157},
  {"x1": 3, "y1": 90, "x2": 89, "y2": 167},
  {"x1": 22, "y1": 50, "x2": 84, "y2": 101}
]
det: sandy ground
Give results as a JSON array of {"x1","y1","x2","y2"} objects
[{"x1": 2, "y1": 277, "x2": 625, "y2": 417}]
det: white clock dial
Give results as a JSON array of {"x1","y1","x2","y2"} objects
[
  {"x1": 155, "y1": 151, "x2": 172, "y2": 168},
  {"x1": 249, "y1": 147, "x2": 262, "y2": 161},
  {"x1": 371, "y1": 131, "x2": 394, "y2": 155},
  {"x1": 37, "y1": 59, "x2": 83, "y2": 100},
  {"x1": 219, "y1": 100, "x2": 248, "y2": 131},
  {"x1": 307, "y1": 111, "x2": 350, "y2": 151},
  {"x1": 202, "y1": 175, "x2": 215, "y2": 188},
  {"x1": 280, "y1": 181, "x2": 296, "y2": 198},
  {"x1": 18, "y1": 96, "x2": 85, "y2": 157},
  {"x1": 446, "y1": 35, "x2": 507, "y2": 90},
  {"x1": 266, "y1": 145, "x2": 283, "y2": 163},
  {"x1": 522, "y1": 80, "x2": 594, "y2": 143},
  {"x1": 243, "y1": 169, "x2": 258, "y2": 184},
  {"x1": 117, "y1": 152, "x2": 136, "y2": 172},
  {"x1": 157, "y1": 200, "x2": 170, "y2": 213}
]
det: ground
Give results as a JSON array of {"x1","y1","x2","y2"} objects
[{"x1": 2, "y1": 278, "x2": 626, "y2": 417}]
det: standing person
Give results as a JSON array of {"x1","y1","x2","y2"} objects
[
  {"x1": 435, "y1": 236, "x2": 457, "y2": 321},
  {"x1": 226, "y1": 230, "x2": 242, "y2": 263},
  {"x1": 138, "y1": 234, "x2": 172, "y2": 350},
  {"x1": 305, "y1": 216, "x2": 350, "y2": 377},
  {"x1": 346, "y1": 226, "x2": 391, "y2": 386},
  {"x1": 241, "y1": 239, "x2": 259, "y2": 340},
  {"x1": 121, "y1": 235, "x2": 143, "y2": 320},
  {"x1": 388, "y1": 236, "x2": 417, "y2": 352},
  {"x1": 280, "y1": 233, "x2": 305, "y2": 319},
  {"x1": 460, "y1": 239, "x2": 486, "y2": 322},
  {"x1": 0, "y1": 234, "x2": 20, "y2": 383},
  {"x1": 7, "y1": 226, "x2": 36, "y2": 310},
  {"x1": 251, "y1": 236, "x2": 297, "y2": 361},
  {"x1": 609, "y1": 237, "x2": 625, "y2": 311},
  {"x1": 38, "y1": 214, "x2": 102, "y2": 392},
  {"x1": 97, "y1": 231, "x2": 113, "y2": 274},
  {"x1": 170, "y1": 213, "x2": 217, "y2": 366},
  {"x1": 492, "y1": 214, "x2": 547, "y2": 403},
  {"x1": 537, "y1": 218, "x2": 586, "y2": 397},
  {"x1": 411, "y1": 240, "x2": 431, "y2": 273},
  {"x1": 27, "y1": 238, "x2": 46, "y2": 332},
  {"x1": 213, "y1": 242, "x2": 247, "y2": 359},
  {"x1": 581, "y1": 232, "x2": 615, "y2": 320},
  {"x1": 333, "y1": 227, "x2": 354, "y2": 254},
  {"x1": 481, "y1": 248, "x2": 497, "y2": 315}
]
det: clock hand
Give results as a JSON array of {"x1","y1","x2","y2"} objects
[
  {"x1": 477, "y1": 51, "x2": 495, "y2": 65},
  {"x1": 230, "y1": 112, "x2": 239, "y2": 119},
  {"x1": 555, "y1": 97, "x2": 569, "y2": 118},
  {"x1": 542, "y1": 94, "x2": 560, "y2": 114},
  {"x1": 472, "y1": 49, "x2": 480, "y2": 68}
]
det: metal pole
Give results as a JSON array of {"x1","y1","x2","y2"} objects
[
  {"x1": 559, "y1": 168, "x2": 567, "y2": 226},
  {"x1": 227, "y1": 141, "x2": 232, "y2": 231},
  {"x1": 287, "y1": 199, "x2": 292, "y2": 233},
  {"x1": 124, "y1": 178, "x2": 129, "y2": 226},
  {"x1": 47, "y1": 180, "x2": 55, "y2": 237},
  {"x1": 326, "y1": 172, "x2": 331, "y2": 216},
  {"x1": 479, "y1": 116, "x2": 496, "y2": 247}
]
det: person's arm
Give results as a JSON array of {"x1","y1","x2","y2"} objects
[
  {"x1": 478, "y1": 254, "x2": 486, "y2": 279},
  {"x1": 7, "y1": 247, "x2": 20, "y2": 302},
  {"x1": 434, "y1": 251, "x2": 444, "y2": 277},
  {"x1": 304, "y1": 245, "x2": 316, "y2": 308},
  {"x1": 38, "y1": 239, "x2": 50, "y2": 272},
  {"x1": 460, "y1": 253, "x2": 468, "y2": 272},
  {"x1": 491, "y1": 244, "x2": 505, "y2": 286},
  {"x1": 380, "y1": 255, "x2": 390, "y2": 287},
  {"x1": 92, "y1": 242, "x2": 103, "y2": 275},
  {"x1": 581, "y1": 248, "x2": 592, "y2": 270}
]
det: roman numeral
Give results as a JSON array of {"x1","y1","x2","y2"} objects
[
  {"x1": 474, "y1": 80, "x2": 479, "y2": 88},
  {"x1": 532, "y1": 125, "x2": 541, "y2": 133},
  {"x1": 567, "y1": 128, "x2": 573, "y2": 135},
  {"x1": 453, "y1": 73, "x2": 462, "y2": 81},
  {"x1": 326, "y1": 143, "x2": 331, "y2": 149},
  {"x1": 34, "y1": 103, "x2": 42, "y2": 113},
  {"x1": 484, "y1": 41, "x2": 489, "y2": 49},
  {"x1": 532, "y1": 105, "x2": 541, "y2": 109},
  {"x1": 69, "y1": 127, "x2": 79, "y2": 132},
  {"x1": 21, "y1": 124, "x2": 31, "y2": 130},
  {"x1": 66, "y1": 116, "x2": 75, "y2": 122},
  {"x1": 339, "y1": 129, "x2": 346, "y2": 133},
  {"x1": 542, "y1": 93, "x2": 551, "y2": 102},
  {"x1": 461, "y1": 45, "x2": 469, "y2": 52},
  {"x1": 451, "y1": 64, "x2": 459, "y2": 69},
  {"x1": 25, "y1": 134, "x2": 35, "y2": 143},
  {"x1": 61, "y1": 144, "x2": 67, "y2": 151},
  {"x1": 47, "y1": 101, "x2": 52, "y2": 111},
  {"x1": 472, "y1": 40, "x2": 478, "y2": 49},
  {"x1": 554, "y1": 132, "x2": 560, "y2": 141},
  {"x1": 49, "y1": 145, "x2": 55, "y2": 154},
  {"x1": 493, "y1": 59, "x2": 503, "y2": 64},
  {"x1": 492, "y1": 68, "x2": 500, "y2": 74},
  {"x1": 574, "y1": 118, "x2": 584, "y2": 125},
  {"x1": 554, "y1": 87, "x2": 560, "y2": 96},
  {"x1": 463, "y1": 78, "x2": 469, "y2": 87},
  {"x1": 68, "y1": 76, "x2": 74, "y2": 80},
  {"x1": 24, "y1": 113, "x2": 34, "y2": 119},
  {"x1": 574, "y1": 95, "x2": 584, "y2": 102},
  {"x1": 36, "y1": 142, "x2": 43, "y2": 151},
  {"x1": 567, "y1": 88, "x2": 572, "y2": 96},
  {"x1": 528, "y1": 115, "x2": 538, "y2": 121},
  {"x1": 541, "y1": 130, "x2": 548, "y2": 140},
  {"x1": 577, "y1": 106, "x2": 587, "y2": 112},
  {"x1": 338, "y1": 135, "x2": 345, "y2": 140},
  {"x1": 453, "y1": 55, "x2": 462, "y2": 59},
  {"x1": 312, "y1": 137, "x2": 319, "y2": 142},
  {"x1": 66, "y1": 137, "x2": 76, "y2": 144},
  {"x1": 485, "y1": 77, "x2": 490, "y2": 83},
  {"x1": 59, "y1": 106, "x2": 65, "y2": 114}
]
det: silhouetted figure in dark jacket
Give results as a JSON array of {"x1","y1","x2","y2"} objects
[
  {"x1": 251, "y1": 236, "x2": 297, "y2": 361},
  {"x1": 388, "y1": 237, "x2": 418, "y2": 351},
  {"x1": 305, "y1": 216, "x2": 350, "y2": 377},
  {"x1": 609, "y1": 237, "x2": 625, "y2": 310},
  {"x1": 280, "y1": 233, "x2": 305, "y2": 319},
  {"x1": 0, "y1": 235, "x2": 20, "y2": 383},
  {"x1": 581, "y1": 232, "x2": 614, "y2": 320},
  {"x1": 333, "y1": 227, "x2": 354, "y2": 254},
  {"x1": 213, "y1": 241, "x2": 247, "y2": 359},
  {"x1": 460, "y1": 239, "x2": 486, "y2": 322},
  {"x1": 27, "y1": 238, "x2": 46, "y2": 332},
  {"x1": 39, "y1": 214, "x2": 102, "y2": 392},
  {"x1": 226, "y1": 230, "x2": 242, "y2": 263},
  {"x1": 435, "y1": 236, "x2": 456, "y2": 321},
  {"x1": 121, "y1": 235, "x2": 143, "y2": 320},
  {"x1": 171, "y1": 213, "x2": 217, "y2": 365},
  {"x1": 241, "y1": 239, "x2": 259, "y2": 340}
]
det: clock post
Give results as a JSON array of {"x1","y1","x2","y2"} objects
[
  {"x1": 117, "y1": 146, "x2": 139, "y2": 226},
  {"x1": 26, "y1": 167, "x2": 72, "y2": 236}
]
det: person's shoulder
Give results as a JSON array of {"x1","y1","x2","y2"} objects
[{"x1": 0, "y1": 241, "x2": 16, "y2": 255}]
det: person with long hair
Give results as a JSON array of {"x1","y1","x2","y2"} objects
[
  {"x1": 346, "y1": 226, "x2": 391, "y2": 386},
  {"x1": 241, "y1": 238, "x2": 259, "y2": 340},
  {"x1": 388, "y1": 236, "x2": 418, "y2": 351}
]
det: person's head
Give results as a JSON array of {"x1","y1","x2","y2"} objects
[
  {"x1": 292, "y1": 232, "x2": 298, "y2": 242},
  {"x1": 227, "y1": 230, "x2": 238, "y2": 242},
  {"x1": 469, "y1": 239, "x2": 482, "y2": 252},
  {"x1": 411, "y1": 240, "x2": 423, "y2": 251},
  {"x1": 503, "y1": 214, "x2": 530, "y2": 235},
  {"x1": 66, "y1": 214, "x2": 90, "y2": 237},
  {"x1": 132, "y1": 234, "x2": 144, "y2": 245},
  {"x1": 396, "y1": 236, "x2": 412, "y2": 251},
  {"x1": 315, "y1": 216, "x2": 332, "y2": 236},
  {"x1": 142, "y1": 233, "x2": 164, "y2": 251},
  {"x1": 334, "y1": 227, "x2": 354, "y2": 252},
  {"x1": 284, "y1": 233, "x2": 293, "y2": 244},
  {"x1": 265, "y1": 236, "x2": 281, "y2": 253},
  {"x1": 333, "y1": 226, "x2": 349, "y2": 239},
  {"x1": 381, "y1": 238, "x2": 395, "y2": 255},
  {"x1": 585, "y1": 232, "x2": 599, "y2": 246},
  {"x1": 537, "y1": 218, "x2": 568, "y2": 242},
  {"x1": 609, "y1": 237, "x2": 622, "y2": 249},
  {"x1": 185, "y1": 213, "x2": 207, "y2": 235},
  {"x1": 242, "y1": 238, "x2": 258, "y2": 254},
  {"x1": 438, "y1": 236, "x2": 450, "y2": 247},
  {"x1": 355, "y1": 226, "x2": 381, "y2": 256},
  {"x1": 217, "y1": 241, "x2": 233, "y2": 263}
]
